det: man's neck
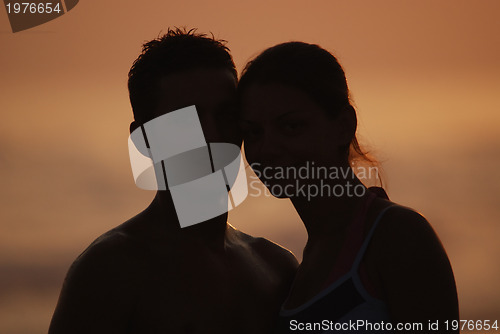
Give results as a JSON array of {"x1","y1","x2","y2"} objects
[{"x1": 145, "y1": 191, "x2": 230, "y2": 253}]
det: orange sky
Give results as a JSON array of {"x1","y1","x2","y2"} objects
[{"x1": 1, "y1": 1, "x2": 500, "y2": 332}]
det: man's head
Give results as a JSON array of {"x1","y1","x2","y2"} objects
[
  {"x1": 127, "y1": 28, "x2": 247, "y2": 227},
  {"x1": 128, "y1": 27, "x2": 239, "y2": 144}
]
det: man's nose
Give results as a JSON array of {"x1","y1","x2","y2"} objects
[{"x1": 201, "y1": 117, "x2": 223, "y2": 142}]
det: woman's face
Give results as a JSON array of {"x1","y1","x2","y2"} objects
[{"x1": 239, "y1": 83, "x2": 348, "y2": 197}]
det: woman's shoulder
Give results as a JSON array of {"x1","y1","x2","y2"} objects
[
  {"x1": 371, "y1": 200, "x2": 437, "y2": 245},
  {"x1": 368, "y1": 199, "x2": 451, "y2": 273},
  {"x1": 374, "y1": 201, "x2": 431, "y2": 235},
  {"x1": 365, "y1": 200, "x2": 459, "y2": 323},
  {"x1": 364, "y1": 188, "x2": 435, "y2": 241}
]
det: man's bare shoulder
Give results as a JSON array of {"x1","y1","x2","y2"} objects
[
  {"x1": 49, "y1": 220, "x2": 149, "y2": 334},
  {"x1": 231, "y1": 227, "x2": 299, "y2": 275},
  {"x1": 75, "y1": 229, "x2": 134, "y2": 264},
  {"x1": 66, "y1": 226, "x2": 147, "y2": 289}
]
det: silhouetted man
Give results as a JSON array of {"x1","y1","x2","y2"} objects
[{"x1": 49, "y1": 28, "x2": 298, "y2": 334}]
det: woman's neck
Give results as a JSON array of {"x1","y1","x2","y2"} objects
[{"x1": 290, "y1": 175, "x2": 368, "y2": 247}]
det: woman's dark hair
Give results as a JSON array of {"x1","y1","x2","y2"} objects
[
  {"x1": 128, "y1": 27, "x2": 237, "y2": 124},
  {"x1": 238, "y1": 41, "x2": 374, "y2": 166}
]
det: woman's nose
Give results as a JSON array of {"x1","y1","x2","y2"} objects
[{"x1": 246, "y1": 131, "x2": 283, "y2": 165}]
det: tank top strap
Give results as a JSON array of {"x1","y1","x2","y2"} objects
[
  {"x1": 350, "y1": 204, "x2": 395, "y2": 273},
  {"x1": 321, "y1": 187, "x2": 392, "y2": 289},
  {"x1": 321, "y1": 190, "x2": 377, "y2": 289}
]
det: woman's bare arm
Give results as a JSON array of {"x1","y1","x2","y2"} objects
[{"x1": 374, "y1": 207, "x2": 459, "y2": 333}]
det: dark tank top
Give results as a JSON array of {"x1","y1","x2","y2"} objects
[{"x1": 276, "y1": 188, "x2": 395, "y2": 333}]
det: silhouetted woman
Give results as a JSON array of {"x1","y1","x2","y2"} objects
[{"x1": 238, "y1": 42, "x2": 458, "y2": 333}]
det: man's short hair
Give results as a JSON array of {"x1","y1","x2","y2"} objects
[{"x1": 128, "y1": 27, "x2": 237, "y2": 124}]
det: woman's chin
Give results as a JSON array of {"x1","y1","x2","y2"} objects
[{"x1": 261, "y1": 179, "x2": 299, "y2": 199}]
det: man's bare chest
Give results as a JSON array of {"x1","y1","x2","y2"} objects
[{"x1": 128, "y1": 252, "x2": 283, "y2": 333}]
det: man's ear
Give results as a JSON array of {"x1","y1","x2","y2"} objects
[
  {"x1": 336, "y1": 105, "x2": 357, "y2": 146},
  {"x1": 130, "y1": 121, "x2": 141, "y2": 134}
]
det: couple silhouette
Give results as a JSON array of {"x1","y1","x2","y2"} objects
[{"x1": 49, "y1": 28, "x2": 458, "y2": 333}]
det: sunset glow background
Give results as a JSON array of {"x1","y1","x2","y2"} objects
[{"x1": 1, "y1": 1, "x2": 500, "y2": 333}]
